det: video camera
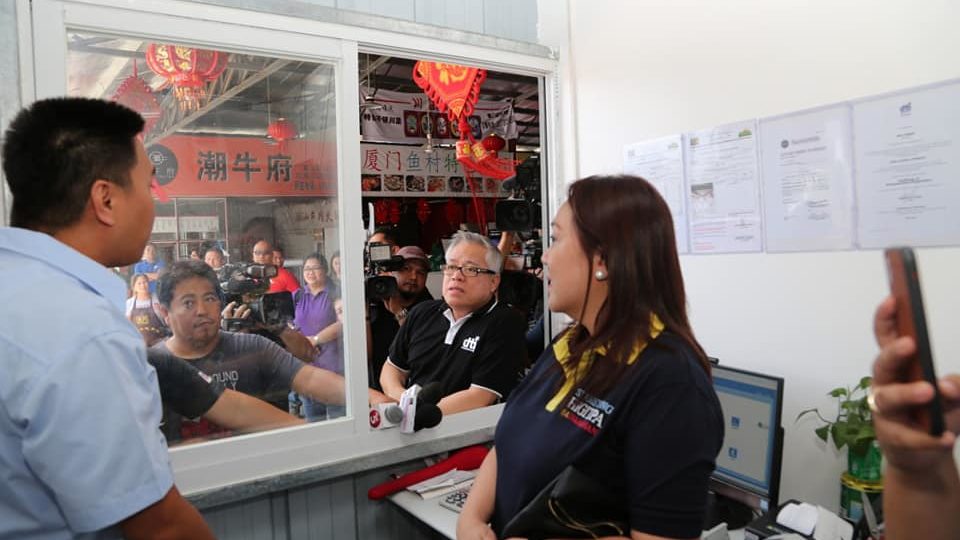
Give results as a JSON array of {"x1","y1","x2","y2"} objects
[
  {"x1": 364, "y1": 242, "x2": 405, "y2": 302},
  {"x1": 496, "y1": 154, "x2": 541, "y2": 232},
  {"x1": 217, "y1": 263, "x2": 295, "y2": 332}
]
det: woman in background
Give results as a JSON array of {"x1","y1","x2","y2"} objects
[
  {"x1": 458, "y1": 175, "x2": 724, "y2": 540},
  {"x1": 293, "y1": 253, "x2": 343, "y2": 421},
  {"x1": 126, "y1": 273, "x2": 167, "y2": 346},
  {"x1": 329, "y1": 250, "x2": 342, "y2": 289}
]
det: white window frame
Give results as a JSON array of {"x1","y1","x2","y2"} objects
[{"x1": 24, "y1": 0, "x2": 562, "y2": 495}]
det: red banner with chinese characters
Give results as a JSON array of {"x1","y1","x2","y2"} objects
[{"x1": 147, "y1": 135, "x2": 337, "y2": 197}]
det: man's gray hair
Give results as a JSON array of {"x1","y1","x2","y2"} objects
[{"x1": 445, "y1": 231, "x2": 503, "y2": 273}]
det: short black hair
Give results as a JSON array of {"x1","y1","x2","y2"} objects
[
  {"x1": 157, "y1": 260, "x2": 221, "y2": 308},
  {"x1": 2, "y1": 97, "x2": 145, "y2": 231},
  {"x1": 303, "y1": 252, "x2": 328, "y2": 273},
  {"x1": 371, "y1": 225, "x2": 398, "y2": 246}
]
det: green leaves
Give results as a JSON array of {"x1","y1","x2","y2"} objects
[
  {"x1": 797, "y1": 377, "x2": 875, "y2": 454},
  {"x1": 828, "y1": 387, "x2": 849, "y2": 398}
]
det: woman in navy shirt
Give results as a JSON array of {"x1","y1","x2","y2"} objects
[{"x1": 458, "y1": 175, "x2": 724, "y2": 540}]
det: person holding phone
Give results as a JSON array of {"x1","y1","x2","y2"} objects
[{"x1": 871, "y1": 295, "x2": 960, "y2": 540}]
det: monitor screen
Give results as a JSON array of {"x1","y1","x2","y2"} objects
[{"x1": 711, "y1": 365, "x2": 784, "y2": 512}]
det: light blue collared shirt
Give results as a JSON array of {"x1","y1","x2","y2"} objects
[{"x1": 0, "y1": 228, "x2": 174, "y2": 539}]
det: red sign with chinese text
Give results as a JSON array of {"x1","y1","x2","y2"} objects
[{"x1": 147, "y1": 135, "x2": 337, "y2": 197}]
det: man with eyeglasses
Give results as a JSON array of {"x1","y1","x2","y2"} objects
[
  {"x1": 380, "y1": 232, "x2": 527, "y2": 415},
  {"x1": 252, "y1": 238, "x2": 299, "y2": 293},
  {"x1": 367, "y1": 246, "x2": 434, "y2": 390}
]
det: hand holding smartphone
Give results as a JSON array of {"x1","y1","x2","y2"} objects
[{"x1": 883, "y1": 247, "x2": 946, "y2": 436}]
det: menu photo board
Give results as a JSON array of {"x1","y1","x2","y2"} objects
[{"x1": 360, "y1": 143, "x2": 510, "y2": 198}]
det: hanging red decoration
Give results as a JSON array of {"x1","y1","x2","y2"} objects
[
  {"x1": 267, "y1": 117, "x2": 298, "y2": 152},
  {"x1": 387, "y1": 199, "x2": 402, "y2": 224},
  {"x1": 145, "y1": 44, "x2": 227, "y2": 111},
  {"x1": 412, "y1": 62, "x2": 486, "y2": 122},
  {"x1": 413, "y1": 61, "x2": 516, "y2": 235},
  {"x1": 112, "y1": 61, "x2": 162, "y2": 136},
  {"x1": 481, "y1": 133, "x2": 506, "y2": 152},
  {"x1": 416, "y1": 199, "x2": 431, "y2": 224},
  {"x1": 373, "y1": 200, "x2": 389, "y2": 225},
  {"x1": 444, "y1": 199, "x2": 464, "y2": 226}
]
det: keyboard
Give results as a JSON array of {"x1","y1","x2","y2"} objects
[{"x1": 438, "y1": 487, "x2": 471, "y2": 513}]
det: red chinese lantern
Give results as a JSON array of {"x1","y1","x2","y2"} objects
[
  {"x1": 445, "y1": 199, "x2": 463, "y2": 226},
  {"x1": 416, "y1": 199, "x2": 431, "y2": 224},
  {"x1": 267, "y1": 117, "x2": 298, "y2": 151},
  {"x1": 373, "y1": 200, "x2": 389, "y2": 225},
  {"x1": 481, "y1": 133, "x2": 506, "y2": 152},
  {"x1": 145, "y1": 44, "x2": 227, "y2": 111},
  {"x1": 387, "y1": 199, "x2": 402, "y2": 224}
]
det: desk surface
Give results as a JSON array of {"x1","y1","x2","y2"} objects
[
  {"x1": 388, "y1": 491, "x2": 746, "y2": 540},
  {"x1": 390, "y1": 490, "x2": 459, "y2": 539}
]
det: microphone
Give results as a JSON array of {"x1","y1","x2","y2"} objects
[
  {"x1": 367, "y1": 445, "x2": 489, "y2": 500},
  {"x1": 369, "y1": 381, "x2": 444, "y2": 431},
  {"x1": 413, "y1": 403, "x2": 442, "y2": 431},
  {"x1": 417, "y1": 381, "x2": 443, "y2": 405}
]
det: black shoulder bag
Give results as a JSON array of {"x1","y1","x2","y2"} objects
[{"x1": 500, "y1": 465, "x2": 629, "y2": 539}]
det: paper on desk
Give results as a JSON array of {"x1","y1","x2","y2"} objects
[
  {"x1": 776, "y1": 502, "x2": 818, "y2": 535},
  {"x1": 813, "y1": 505, "x2": 853, "y2": 540},
  {"x1": 407, "y1": 469, "x2": 476, "y2": 498}
]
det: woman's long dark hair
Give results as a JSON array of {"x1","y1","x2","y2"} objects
[{"x1": 558, "y1": 175, "x2": 709, "y2": 397}]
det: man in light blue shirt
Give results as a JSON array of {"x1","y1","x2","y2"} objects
[{"x1": 0, "y1": 98, "x2": 214, "y2": 539}]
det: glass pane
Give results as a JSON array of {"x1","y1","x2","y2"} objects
[
  {"x1": 358, "y1": 54, "x2": 545, "y2": 419},
  {"x1": 67, "y1": 31, "x2": 349, "y2": 444}
]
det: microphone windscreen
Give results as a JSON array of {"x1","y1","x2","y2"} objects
[
  {"x1": 413, "y1": 403, "x2": 442, "y2": 431},
  {"x1": 366, "y1": 445, "x2": 489, "y2": 500},
  {"x1": 417, "y1": 381, "x2": 444, "y2": 405},
  {"x1": 383, "y1": 404, "x2": 404, "y2": 424}
]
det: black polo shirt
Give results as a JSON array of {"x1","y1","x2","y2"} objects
[
  {"x1": 387, "y1": 297, "x2": 527, "y2": 400},
  {"x1": 368, "y1": 289, "x2": 433, "y2": 390}
]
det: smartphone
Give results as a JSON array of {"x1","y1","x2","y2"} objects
[{"x1": 884, "y1": 247, "x2": 945, "y2": 436}]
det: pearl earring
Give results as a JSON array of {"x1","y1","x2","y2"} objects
[{"x1": 594, "y1": 270, "x2": 607, "y2": 281}]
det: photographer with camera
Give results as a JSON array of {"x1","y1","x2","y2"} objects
[
  {"x1": 252, "y1": 239, "x2": 299, "y2": 293},
  {"x1": 367, "y1": 246, "x2": 434, "y2": 390},
  {"x1": 153, "y1": 260, "x2": 390, "y2": 441}
]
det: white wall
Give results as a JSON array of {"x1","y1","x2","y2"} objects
[{"x1": 542, "y1": 0, "x2": 960, "y2": 510}]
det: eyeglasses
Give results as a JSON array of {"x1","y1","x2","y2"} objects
[
  {"x1": 441, "y1": 264, "x2": 496, "y2": 278},
  {"x1": 252, "y1": 250, "x2": 272, "y2": 256},
  {"x1": 303, "y1": 266, "x2": 324, "y2": 273}
]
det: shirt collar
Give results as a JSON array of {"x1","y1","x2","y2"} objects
[
  {"x1": 0, "y1": 227, "x2": 128, "y2": 312},
  {"x1": 438, "y1": 295, "x2": 499, "y2": 320},
  {"x1": 544, "y1": 314, "x2": 665, "y2": 412}
]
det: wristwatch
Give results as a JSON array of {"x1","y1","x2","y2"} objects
[{"x1": 396, "y1": 307, "x2": 409, "y2": 322}]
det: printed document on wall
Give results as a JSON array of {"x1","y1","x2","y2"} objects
[
  {"x1": 623, "y1": 135, "x2": 689, "y2": 253},
  {"x1": 853, "y1": 81, "x2": 960, "y2": 248},
  {"x1": 684, "y1": 120, "x2": 763, "y2": 253},
  {"x1": 759, "y1": 106, "x2": 855, "y2": 252}
]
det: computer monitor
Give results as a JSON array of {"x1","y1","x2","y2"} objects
[{"x1": 709, "y1": 364, "x2": 784, "y2": 520}]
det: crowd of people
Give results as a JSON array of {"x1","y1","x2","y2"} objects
[{"x1": 2, "y1": 96, "x2": 956, "y2": 539}]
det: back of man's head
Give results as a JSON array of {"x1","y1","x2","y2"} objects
[{"x1": 2, "y1": 97, "x2": 145, "y2": 231}]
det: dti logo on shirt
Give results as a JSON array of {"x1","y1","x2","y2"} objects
[{"x1": 461, "y1": 335, "x2": 479, "y2": 353}]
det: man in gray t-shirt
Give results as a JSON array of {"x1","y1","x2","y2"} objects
[
  {"x1": 152, "y1": 332, "x2": 306, "y2": 440},
  {"x1": 153, "y1": 261, "x2": 390, "y2": 441}
]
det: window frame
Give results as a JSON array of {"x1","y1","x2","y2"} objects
[{"x1": 24, "y1": 0, "x2": 561, "y2": 495}]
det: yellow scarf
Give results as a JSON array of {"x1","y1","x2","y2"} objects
[{"x1": 545, "y1": 315, "x2": 664, "y2": 412}]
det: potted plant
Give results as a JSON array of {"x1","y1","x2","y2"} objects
[{"x1": 797, "y1": 376, "x2": 882, "y2": 483}]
